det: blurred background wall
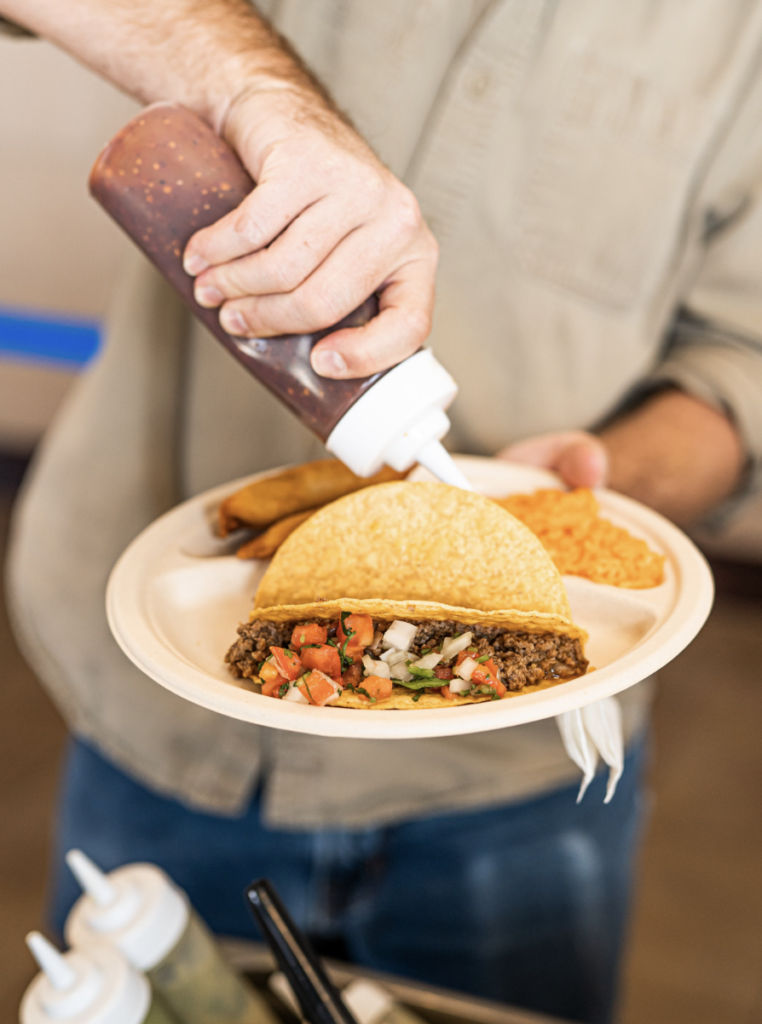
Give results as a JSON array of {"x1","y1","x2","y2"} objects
[{"x1": 0, "y1": 33, "x2": 137, "y2": 453}]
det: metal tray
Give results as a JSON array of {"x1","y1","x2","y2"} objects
[{"x1": 220, "y1": 938, "x2": 569, "y2": 1024}]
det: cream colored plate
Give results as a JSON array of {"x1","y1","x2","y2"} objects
[{"x1": 106, "y1": 456, "x2": 713, "y2": 739}]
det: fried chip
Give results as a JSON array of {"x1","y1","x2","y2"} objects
[
  {"x1": 235, "y1": 509, "x2": 316, "y2": 560},
  {"x1": 219, "y1": 460, "x2": 406, "y2": 535},
  {"x1": 496, "y1": 488, "x2": 665, "y2": 589},
  {"x1": 252, "y1": 482, "x2": 579, "y2": 634}
]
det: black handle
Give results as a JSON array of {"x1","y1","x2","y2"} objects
[{"x1": 245, "y1": 878, "x2": 360, "y2": 1024}]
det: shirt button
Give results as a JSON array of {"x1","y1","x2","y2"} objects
[{"x1": 466, "y1": 71, "x2": 491, "y2": 98}]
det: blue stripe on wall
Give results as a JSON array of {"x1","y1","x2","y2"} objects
[{"x1": 0, "y1": 306, "x2": 101, "y2": 369}]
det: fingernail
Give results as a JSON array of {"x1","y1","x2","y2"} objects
[
  {"x1": 195, "y1": 285, "x2": 224, "y2": 307},
  {"x1": 184, "y1": 254, "x2": 209, "y2": 275},
  {"x1": 221, "y1": 308, "x2": 247, "y2": 335},
  {"x1": 312, "y1": 350, "x2": 347, "y2": 376}
]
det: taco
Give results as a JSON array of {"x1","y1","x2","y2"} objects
[{"x1": 225, "y1": 482, "x2": 588, "y2": 709}]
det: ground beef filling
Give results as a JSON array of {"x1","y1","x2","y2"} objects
[{"x1": 226, "y1": 618, "x2": 587, "y2": 693}]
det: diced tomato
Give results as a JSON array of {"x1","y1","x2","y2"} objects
[
  {"x1": 297, "y1": 670, "x2": 341, "y2": 706},
  {"x1": 439, "y1": 685, "x2": 459, "y2": 700},
  {"x1": 358, "y1": 675, "x2": 393, "y2": 702},
  {"x1": 472, "y1": 658, "x2": 507, "y2": 697},
  {"x1": 259, "y1": 659, "x2": 285, "y2": 685},
  {"x1": 300, "y1": 644, "x2": 341, "y2": 679},
  {"x1": 342, "y1": 663, "x2": 363, "y2": 688},
  {"x1": 434, "y1": 665, "x2": 454, "y2": 680},
  {"x1": 270, "y1": 646, "x2": 302, "y2": 681},
  {"x1": 455, "y1": 651, "x2": 470, "y2": 666},
  {"x1": 471, "y1": 656, "x2": 498, "y2": 682},
  {"x1": 337, "y1": 614, "x2": 374, "y2": 661},
  {"x1": 262, "y1": 677, "x2": 287, "y2": 698},
  {"x1": 290, "y1": 622, "x2": 327, "y2": 652}
]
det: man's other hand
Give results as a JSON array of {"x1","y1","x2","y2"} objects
[
  {"x1": 498, "y1": 389, "x2": 745, "y2": 525},
  {"x1": 183, "y1": 88, "x2": 438, "y2": 380}
]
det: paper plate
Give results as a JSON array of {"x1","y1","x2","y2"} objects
[{"x1": 106, "y1": 456, "x2": 713, "y2": 739}]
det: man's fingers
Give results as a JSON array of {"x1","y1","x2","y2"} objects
[
  {"x1": 183, "y1": 176, "x2": 319, "y2": 274},
  {"x1": 215, "y1": 216, "x2": 436, "y2": 340},
  {"x1": 193, "y1": 197, "x2": 353, "y2": 306},
  {"x1": 499, "y1": 431, "x2": 609, "y2": 488},
  {"x1": 557, "y1": 439, "x2": 609, "y2": 488},
  {"x1": 309, "y1": 267, "x2": 435, "y2": 378}
]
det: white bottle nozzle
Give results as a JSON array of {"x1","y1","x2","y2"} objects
[
  {"x1": 22, "y1": 937, "x2": 150, "y2": 1024},
  {"x1": 26, "y1": 933, "x2": 77, "y2": 991},
  {"x1": 65, "y1": 856, "x2": 188, "y2": 972},
  {"x1": 416, "y1": 439, "x2": 474, "y2": 490},
  {"x1": 326, "y1": 349, "x2": 472, "y2": 488},
  {"x1": 66, "y1": 849, "x2": 118, "y2": 908}
]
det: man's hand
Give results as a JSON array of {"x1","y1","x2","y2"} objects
[
  {"x1": 3, "y1": 0, "x2": 437, "y2": 379},
  {"x1": 498, "y1": 389, "x2": 746, "y2": 525},
  {"x1": 184, "y1": 88, "x2": 437, "y2": 379}
]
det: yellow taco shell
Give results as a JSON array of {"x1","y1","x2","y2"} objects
[{"x1": 251, "y1": 482, "x2": 584, "y2": 640}]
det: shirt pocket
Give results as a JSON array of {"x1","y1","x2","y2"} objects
[{"x1": 513, "y1": 50, "x2": 709, "y2": 311}]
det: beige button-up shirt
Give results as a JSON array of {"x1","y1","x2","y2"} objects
[{"x1": 9, "y1": 0, "x2": 762, "y2": 822}]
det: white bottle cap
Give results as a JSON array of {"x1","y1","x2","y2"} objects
[
  {"x1": 326, "y1": 350, "x2": 473, "y2": 489},
  {"x1": 21, "y1": 933, "x2": 150, "y2": 1024},
  {"x1": 65, "y1": 850, "x2": 188, "y2": 972},
  {"x1": 342, "y1": 979, "x2": 395, "y2": 1024}
]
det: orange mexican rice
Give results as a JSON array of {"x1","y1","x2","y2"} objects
[{"x1": 496, "y1": 488, "x2": 665, "y2": 589}]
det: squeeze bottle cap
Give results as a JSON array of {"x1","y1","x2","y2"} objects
[
  {"x1": 21, "y1": 933, "x2": 150, "y2": 1024},
  {"x1": 65, "y1": 850, "x2": 188, "y2": 972},
  {"x1": 325, "y1": 350, "x2": 473, "y2": 489}
]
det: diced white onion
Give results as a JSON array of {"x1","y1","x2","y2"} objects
[
  {"x1": 362, "y1": 655, "x2": 391, "y2": 679},
  {"x1": 283, "y1": 684, "x2": 309, "y2": 704},
  {"x1": 368, "y1": 630, "x2": 385, "y2": 653},
  {"x1": 449, "y1": 677, "x2": 471, "y2": 694},
  {"x1": 382, "y1": 620, "x2": 418, "y2": 652},
  {"x1": 379, "y1": 647, "x2": 406, "y2": 665},
  {"x1": 390, "y1": 663, "x2": 413, "y2": 683},
  {"x1": 455, "y1": 656, "x2": 478, "y2": 682},
  {"x1": 413, "y1": 652, "x2": 443, "y2": 670},
  {"x1": 440, "y1": 633, "x2": 473, "y2": 662}
]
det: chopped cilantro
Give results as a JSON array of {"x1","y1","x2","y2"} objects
[
  {"x1": 412, "y1": 691, "x2": 422, "y2": 702},
  {"x1": 278, "y1": 682, "x2": 290, "y2": 698},
  {"x1": 393, "y1": 676, "x2": 440, "y2": 690},
  {"x1": 335, "y1": 613, "x2": 357, "y2": 670},
  {"x1": 407, "y1": 661, "x2": 435, "y2": 680},
  {"x1": 355, "y1": 686, "x2": 376, "y2": 703}
]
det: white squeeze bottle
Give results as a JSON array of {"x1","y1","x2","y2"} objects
[
  {"x1": 20, "y1": 932, "x2": 174, "y2": 1024},
  {"x1": 64, "y1": 850, "x2": 281, "y2": 1024}
]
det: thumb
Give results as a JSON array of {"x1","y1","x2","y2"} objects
[
  {"x1": 498, "y1": 431, "x2": 609, "y2": 488},
  {"x1": 556, "y1": 437, "x2": 609, "y2": 488}
]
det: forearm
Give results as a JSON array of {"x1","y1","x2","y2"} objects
[
  {"x1": 0, "y1": 0, "x2": 330, "y2": 135},
  {"x1": 600, "y1": 389, "x2": 745, "y2": 525}
]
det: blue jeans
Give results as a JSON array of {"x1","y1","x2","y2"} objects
[{"x1": 50, "y1": 737, "x2": 647, "y2": 1024}]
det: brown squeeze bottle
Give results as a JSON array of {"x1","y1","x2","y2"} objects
[{"x1": 89, "y1": 103, "x2": 470, "y2": 488}]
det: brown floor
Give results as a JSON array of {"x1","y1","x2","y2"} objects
[
  {"x1": 2, "y1": 484, "x2": 762, "y2": 1024},
  {"x1": 0, "y1": 488, "x2": 67, "y2": 1017}
]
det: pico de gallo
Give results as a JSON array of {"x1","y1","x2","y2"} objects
[{"x1": 226, "y1": 614, "x2": 588, "y2": 705}]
